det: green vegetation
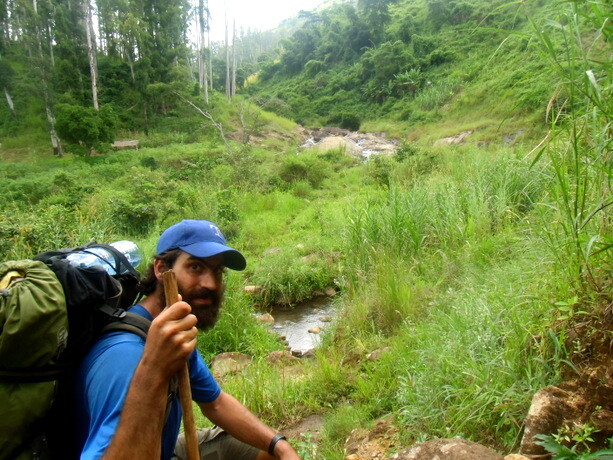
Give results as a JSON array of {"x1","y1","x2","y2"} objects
[{"x1": 1, "y1": 0, "x2": 611, "y2": 458}]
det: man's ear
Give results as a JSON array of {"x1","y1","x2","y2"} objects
[{"x1": 153, "y1": 258, "x2": 167, "y2": 281}]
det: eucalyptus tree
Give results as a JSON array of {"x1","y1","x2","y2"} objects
[
  {"x1": 19, "y1": 0, "x2": 63, "y2": 154},
  {"x1": 196, "y1": 0, "x2": 209, "y2": 103},
  {"x1": 83, "y1": 0, "x2": 98, "y2": 109}
]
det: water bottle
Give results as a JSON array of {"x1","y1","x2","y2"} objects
[{"x1": 66, "y1": 241, "x2": 142, "y2": 275}]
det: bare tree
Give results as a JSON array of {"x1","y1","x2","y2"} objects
[
  {"x1": 225, "y1": 13, "x2": 230, "y2": 101},
  {"x1": 32, "y1": 0, "x2": 62, "y2": 155},
  {"x1": 83, "y1": 0, "x2": 99, "y2": 110},
  {"x1": 231, "y1": 18, "x2": 236, "y2": 96},
  {"x1": 197, "y1": 0, "x2": 208, "y2": 104}
]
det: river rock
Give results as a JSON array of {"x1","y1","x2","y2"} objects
[
  {"x1": 504, "y1": 455, "x2": 531, "y2": 460},
  {"x1": 434, "y1": 130, "x2": 473, "y2": 147},
  {"x1": 255, "y1": 312, "x2": 275, "y2": 325},
  {"x1": 389, "y1": 438, "x2": 503, "y2": 459},
  {"x1": 265, "y1": 350, "x2": 301, "y2": 366},
  {"x1": 210, "y1": 352, "x2": 252, "y2": 378},
  {"x1": 308, "y1": 326, "x2": 321, "y2": 334},
  {"x1": 244, "y1": 285, "x2": 262, "y2": 295},
  {"x1": 324, "y1": 287, "x2": 337, "y2": 297},
  {"x1": 367, "y1": 347, "x2": 392, "y2": 362},
  {"x1": 319, "y1": 316, "x2": 332, "y2": 322}
]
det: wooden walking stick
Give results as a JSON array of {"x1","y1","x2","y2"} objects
[{"x1": 163, "y1": 270, "x2": 200, "y2": 460}]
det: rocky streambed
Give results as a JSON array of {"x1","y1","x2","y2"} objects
[{"x1": 301, "y1": 127, "x2": 400, "y2": 160}]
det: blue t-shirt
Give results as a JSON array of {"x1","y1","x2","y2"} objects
[{"x1": 74, "y1": 305, "x2": 221, "y2": 460}]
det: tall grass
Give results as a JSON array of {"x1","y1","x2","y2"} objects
[
  {"x1": 523, "y1": 0, "x2": 612, "y2": 292},
  {"x1": 345, "y1": 149, "x2": 546, "y2": 287}
]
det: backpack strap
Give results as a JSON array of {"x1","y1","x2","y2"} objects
[
  {"x1": 101, "y1": 311, "x2": 150, "y2": 339},
  {"x1": 102, "y1": 312, "x2": 179, "y2": 425}
]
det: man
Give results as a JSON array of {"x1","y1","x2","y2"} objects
[{"x1": 74, "y1": 219, "x2": 300, "y2": 460}]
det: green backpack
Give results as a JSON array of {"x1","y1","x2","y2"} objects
[{"x1": 0, "y1": 245, "x2": 148, "y2": 460}]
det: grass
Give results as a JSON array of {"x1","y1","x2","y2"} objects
[{"x1": 2, "y1": 2, "x2": 610, "y2": 457}]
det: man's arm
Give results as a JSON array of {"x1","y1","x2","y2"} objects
[
  {"x1": 199, "y1": 391, "x2": 300, "y2": 459},
  {"x1": 100, "y1": 301, "x2": 198, "y2": 459}
]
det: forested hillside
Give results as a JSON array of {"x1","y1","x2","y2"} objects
[
  {"x1": 0, "y1": 0, "x2": 611, "y2": 458},
  {"x1": 0, "y1": 0, "x2": 567, "y2": 148}
]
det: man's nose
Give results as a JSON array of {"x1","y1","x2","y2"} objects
[{"x1": 199, "y1": 268, "x2": 219, "y2": 290}]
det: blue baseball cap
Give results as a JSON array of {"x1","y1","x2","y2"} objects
[{"x1": 156, "y1": 219, "x2": 246, "y2": 270}]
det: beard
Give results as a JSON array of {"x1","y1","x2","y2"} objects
[{"x1": 178, "y1": 284, "x2": 223, "y2": 330}]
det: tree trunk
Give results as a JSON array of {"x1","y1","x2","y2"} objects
[
  {"x1": 4, "y1": 87, "x2": 16, "y2": 117},
  {"x1": 208, "y1": 24, "x2": 213, "y2": 91},
  {"x1": 197, "y1": 0, "x2": 208, "y2": 104},
  {"x1": 225, "y1": 15, "x2": 230, "y2": 101},
  {"x1": 231, "y1": 19, "x2": 236, "y2": 96},
  {"x1": 33, "y1": 0, "x2": 63, "y2": 156},
  {"x1": 83, "y1": 0, "x2": 99, "y2": 110}
]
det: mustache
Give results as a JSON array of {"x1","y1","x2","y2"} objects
[{"x1": 190, "y1": 289, "x2": 219, "y2": 303}]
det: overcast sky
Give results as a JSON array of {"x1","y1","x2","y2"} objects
[{"x1": 208, "y1": 0, "x2": 324, "y2": 41}]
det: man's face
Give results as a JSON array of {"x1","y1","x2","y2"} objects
[{"x1": 171, "y1": 252, "x2": 225, "y2": 330}]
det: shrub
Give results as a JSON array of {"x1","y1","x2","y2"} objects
[{"x1": 56, "y1": 104, "x2": 118, "y2": 155}]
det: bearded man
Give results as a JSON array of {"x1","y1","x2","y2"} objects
[{"x1": 74, "y1": 220, "x2": 299, "y2": 460}]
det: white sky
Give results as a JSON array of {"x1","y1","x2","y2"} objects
[{"x1": 208, "y1": 0, "x2": 324, "y2": 42}]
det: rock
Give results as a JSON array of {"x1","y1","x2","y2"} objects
[
  {"x1": 255, "y1": 313, "x2": 275, "y2": 325},
  {"x1": 283, "y1": 414, "x2": 325, "y2": 443},
  {"x1": 210, "y1": 352, "x2": 252, "y2": 378},
  {"x1": 244, "y1": 285, "x2": 262, "y2": 295},
  {"x1": 434, "y1": 130, "x2": 473, "y2": 147},
  {"x1": 263, "y1": 247, "x2": 282, "y2": 255},
  {"x1": 112, "y1": 140, "x2": 139, "y2": 150},
  {"x1": 367, "y1": 347, "x2": 392, "y2": 362},
  {"x1": 301, "y1": 349, "x2": 316, "y2": 359},
  {"x1": 319, "y1": 316, "x2": 332, "y2": 322},
  {"x1": 308, "y1": 326, "x2": 321, "y2": 334},
  {"x1": 389, "y1": 438, "x2": 503, "y2": 460},
  {"x1": 324, "y1": 287, "x2": 337, "y2": 297},
  {"x1": 519, "y1": 386, "x2": 583, "y2": 456},
  {"x1": 265, "y1": 351, "x2": 301, "y2": 366},
  {"x1": 345, "y1": 417, "x2": 398, "y2": 459},
  {"x1": 504, "y1": 455, "x2": 531, "y2": 460},
  {"x1": 591, "y1": 409, "x2": 613, "y2": 432}
]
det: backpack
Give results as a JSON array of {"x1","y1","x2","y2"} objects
[{"x1": 0, "y1": 243, "x2": 150, "y2": 460}]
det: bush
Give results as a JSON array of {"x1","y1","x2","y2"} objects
[
  {"x1": 278, "y1": 155, "x2": 330, "y2": 189},
  {"x1": 326, "y1": 112, "x2": 361, "y2": 131},
  {"x1": 56, "y1": 104, "x2": 118, "y2": 154}
]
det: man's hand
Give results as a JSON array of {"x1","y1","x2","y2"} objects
[{"x1": 140, "y1": 298, "x2": 198, "y2": 379}]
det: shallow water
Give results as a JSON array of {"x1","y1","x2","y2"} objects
[{"x1": 268, "y1": 297, "x2": 336, "y2": 353}]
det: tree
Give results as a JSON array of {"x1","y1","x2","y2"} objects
[
  {"x1": 83, "y1": 0, "x2": 98, "y2": 109},
  {"x1": 196, "y1": 0, "x2": 209, "y2": 103},
  {"x1": 55, "y1": 103, "x2": 118, "y2": 155}
]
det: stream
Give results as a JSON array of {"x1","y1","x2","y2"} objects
[{"x1": 268, "y1": 297, "x2": 336, "y2": 354}]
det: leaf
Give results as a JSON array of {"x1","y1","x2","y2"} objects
[{"x1": 585, "y1": 70, "x2": 602, "y2": 100}]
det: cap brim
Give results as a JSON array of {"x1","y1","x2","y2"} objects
[{"x1": 180, "y1": 242, "x2": 246, "y2": 271}]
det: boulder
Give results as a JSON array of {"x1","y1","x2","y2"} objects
[
  {"x1": 265, "y1": 351, "x2": 301, "y2": 366},
  {"x1": 255, "y1": 312, "x2": 275, "y2": 325},
  {"x1": 210, "y1": 352, "x2": 251, "y2": 378},
  {"x1": 519, "y1": 386, "x2": 583, "y2": 456},
  {"x1": 389, "y1": 438, "x2": 503, "y2": 460},
  {"x1": 244, "y1": 285, "x2": 262, "y2": 295}
]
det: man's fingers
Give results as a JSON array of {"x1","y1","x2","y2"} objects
[{"x1": 159, "y1": 300, "x2": 192, "y2": 320}]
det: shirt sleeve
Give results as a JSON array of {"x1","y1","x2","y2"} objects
[
  {"x1": 188, "y1": 349, "x2": 221, "y2": 404},
  {"x1": 78, "y1": 336, "x2": 143, "y2": 460}
]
